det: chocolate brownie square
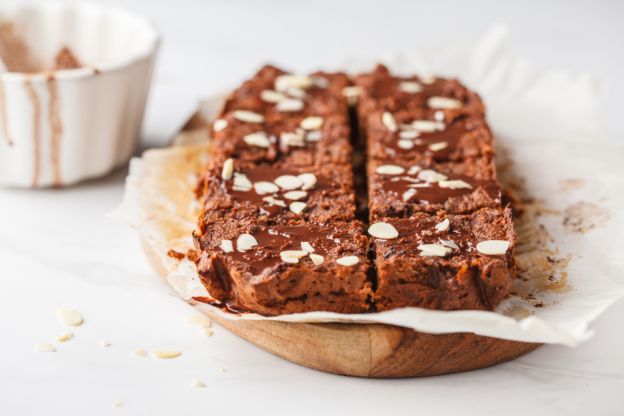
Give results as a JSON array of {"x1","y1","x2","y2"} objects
[
  {"x1": 371, "y1": 207, "x2": 515, "y2": 311},
  {"x1": 194, "y1": 218, "x2": 372, "y2": 315}
]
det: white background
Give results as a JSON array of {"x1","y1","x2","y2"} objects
[{"x1": 1, "y1": 1, "x2": 623, "y2": 415}]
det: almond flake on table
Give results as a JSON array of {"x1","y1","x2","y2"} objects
[
  {"x1": 309, "y1": 253, "x2": 324, "y2": 265},
  {"x1": 219, "y1": 239, "x2": 234, "y2": 253},
  {"x1": 221, "y1": 158, "x2": 234, "y2": 180},
  {"x1": 398, "y1": 81, "x2": 423, "y2": 93},
  {"x1": 133, "y1": 349, "x2": 148, "y2": 358},
  {"x1": 427, "y1": 96, "x2": 462, "y2": 109},
  {"x1": 336, "y1": 255, "x2": 360, "y2": 266},
  {"x1": 275, "y1": 74, "x2": 314, "y2": 92},
  {"x1": 382, "y1": 112, "x2": 398, "y2": 132},
  {"x1": 56, "y1": 331, "x2": 73, "y2": 342},
  {"x1": 280, "y1": 250, "x2": 308, "y2": 264},
  {"x1": 298, "y1": 173, "x2": 317, "y2": 190},
  {"x1": 233, "y1": 110, "x2": 265, "y2": 123},
  {"x1": 58, "y1": 308, "x2": 83, "y2": 327},
  {"x1": 243, "y1": 131, "x2": 271, "y2": 148},
  {"x1": 213, "y1": 119, "x2": 228, "y2": 132},
  {"x1": 368, "y1": 222, "x2": 399, "y2": 239},
  {"x1": 113, "y1": 401, "x2": 123, "y2": 408},
  {"x1": 100, "y1": 340, "x2": 111, "y2": 348},
  {"x1": 202, "y1": 328, "x2": 213, "y2": 337},
  {"x1": 191, "y1": 379, "x2": 207, "y2": 388},
  {"x1": 428, "y1": 142, "x2": 448, "y2": 152},
  {"x1": 253, "y1": 181, "x2": 280, "y2": 195},
  {"x1": 283, "y1": 190, "x2": 307, "y2": 200},
  {"x1": 260, "y1": 89, "x2": 286, "y2": 103},
  {"x1": 435, "y1": 218, "x2": 450, "y2": 232},
  {"x1": 300, "y1": 242, "x2": 315, "y2": 253},
  {"x1": 418, "y1": 243, "x2": 451, "y2": 257},
  {"x1": 188, "y1": 315, "x2": 212, "y2": 328},
  {"x1": 151, "y1": 350, "x2": 182, "y2": 359},
  {"x1": 438, "y1": 179, "x2": 472, "y2": 190},
  {"x1": 275, "y1": 175, "x2": 303, "y2": 190},
  {"x1": 476, "y1": 240, "x2": 510, "y2": 255},
  {"x1": 34, "y1": 343, "x2": 56, "y2": 352},
  {"x1": 236, "y1": 233, "x2": 258, "y2": 252},
  {"x1": 277, "y1": 98, "x2": 304, "y2": 112},
  {"x1": 289, "y1": 201, "x2": 307, "y2": 214},
  {"x1": 375, "y1": 164, "x2": 405, "y2": 175},
  {"x1": 300, "y1": 116, "x2": 323, "y2": 130}
]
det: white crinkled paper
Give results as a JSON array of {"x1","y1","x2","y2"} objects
[{"x1": 114, "y1": 26, "x2": 624, "y2": 347}]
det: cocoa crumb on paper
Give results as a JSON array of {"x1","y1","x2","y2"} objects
[{"x1": 563, "y1": 201, "x2": 611, "y2": 234}]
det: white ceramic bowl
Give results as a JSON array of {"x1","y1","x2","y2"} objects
[{"x1": 0, "y1": 3, "x2": 159, "y2": 187}]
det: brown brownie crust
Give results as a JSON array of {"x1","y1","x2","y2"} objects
[{"x1": 373, "y1": 208, "x2": 515, "y2": 311}]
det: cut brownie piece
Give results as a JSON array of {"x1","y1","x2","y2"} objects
[
  {"x1": 210, "y1": 111, "x2": 352, "y2": 166},
  {"x1": 354, "y1": 64, "x2": 485, "y2": 124},
  {"x1": 194, "y1": 219, "x2": 372, "y2": 316},
  {"x1": 366, "y1": 111, "x2": 494, "y2": 163},
  {"x1": 198, "y1": 159, "x2": 356, "y2": 224},
  {"x1": 371, "y1": 207, "x2": 515, "y2": 311},
  {"x1": 368, "y1": 158, "x2": 500, "y2": 219}
]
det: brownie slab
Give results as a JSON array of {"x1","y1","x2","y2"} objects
[
  {"x1": 194, "y1": 219, "x2": 372, "y2": 316},
  {"x1": 372, "y1": 208, "x2": 515, "y2": 311},
  {"x1": 368, "y1": 158, "x2": 500, "y2": 219},
  {"x1": 198, "y1": 159, "x2": 356, "y2": 224}
]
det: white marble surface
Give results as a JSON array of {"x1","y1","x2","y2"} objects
[{"x1": 1, "y1": 0, "x2": 623, "y2": 415}]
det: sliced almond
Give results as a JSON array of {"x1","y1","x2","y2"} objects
[
  {"x1": 301, "y1": 242, "x2": 315, "y2": 253},
  {"x1": 312, "y1": 76, "x2": 330, "y2": 88},
  {"x1": 236, "y1": 233, "x2": 258, "y2": 252},
  {"x1": 397, "y1": 139, "x2": 414, "y2": 150},
  {"x1": 428, "y1": 142, "x2": 448, "y2": 152},
  {"x1": 412, "y1": 120, "x2": 445, "y2": 133},
  {"x1": 420, "y1": 75, "x2": 436, "y2": 85},
  {"x1": 202, "y1": 328, "x2": 213, "y2": 337},
  {"x1": 280, "y1": 131, "x2": 306, "y2": 147},
  {"x1": 260, "y1": 89, "x2": 286, "y2": 103},
  {"x1": 398, "y1": 81, "x2": 423, "y2": 93},
  {"x1": 402, "y1": 188, "x2": 417, "y2": 202},
  {"x1": 435, "y1": 218, "x2": 450, "y2": 232},
  {"x1": 300, "y1": 116, "x2": 323, "y2": 130},
  {"x1": 151, "y1": 350, "x2": 181, "y2": 359},
  {"x1": 133, "y1": 348, "x2": 148, "y2": 357},
  {"x1": 58, "y1": 308, "x2": 83, "y2": 327},
  {"x1": 418, "y1": 169, "x2": 448, "y2": 183},
  {"x1": 289, "y1": 201, "x2": 307, "y2": 214},
  {"x1": 336, "y1": 255, "x2": 360, "y2": 266},
  {"x1": 382, "y1": 112, "x2": 398, "y2": 132},
  {"x1": 418, "y1": 243, "x2": 451, "y2": 257},
  {"x1": 399, "y1": 130, "x2": 420, "y2": 140},
  {"x1": 284, "y1": 86, "x2": 306, "y2": 98},
  {"x1": 274, "y1": 175, "x2": 303, "y2": 190},
  {"x1": 233, "y1": 110, "x2": 264, "y2": 123},
  {"x1": 368, "y1": 222, "x2": 399, "y2": 239},
  {"x1": 275, "y1": 74, "x2": 313, "y2": 92},
  {"x1": 221, "y1": 158, "x2": 234, "y2": 180},
  {"x1": 253, "y1": 181, "x2": 280, "y2": 195},
  {"x1": 476, "y1": 240, "x2": 510, "y2": 255},
  {"x1": 277, "y1": 98, "x2": 304, "y2": 112},
  {"x1": 434, "y1": 111, "x2": 445, "y2": 122},
  {"x1": 309, "y1": 253, "x2": 324, "y2": 265},
  {"x1": 408, "y1": 165, "x2": 422, "y2": 175},
  {"x1": 187, "y1": 315, "x2": 212, "y2": 328},
  {"x1": 243, "y1": 131, "x2": 271, "y2": 148},
  {"x1": 438, "y1": 180, "x2": 473, "y2": 190},
  {"x1": 219, "y1": 239, "x2": 234, "y2": 253},
  {"x1": 191, "y1": 379, "x2": 207, "y2": 388},
  {"x1": 342, "y1": 86, "x2": 362, "y2": 105},
  {"x1": 439, "y1": 239, "x2": 459, "y2": 250},
  {"x1": 213, "y1": 119, "x2": 228, "y2": 132},
  {"x1": 34, "y1": 343, "x2": 56, "y2": 352},
  {"x1": 306, "y1": 130, "x2": 322, "y2": 142},
  {"x1": 262, "y1": 196, "x2": 286, "y2": 207},
  {"x1": 375, "y1": 164, "x2": 405, "y2": 175},
  {"x1": 283, "y1": 190, "x2": 308, "y2": 200},
  {"x1": 280, "y1": 250, "x2": 308, "y2": 264},
  {"x1": 427, "y1": 96, "x2": 462, "y2": 109},
  {"x1": 232, "y1": 173, "x2": 253, "y2": 191},
  {"x1": 100, "y1": 340, "x2": 111, "y2": 348},
  {"x1": 56, "y1": 331, "x2": 73, "y2": 342},
  {"x1": 298, "y1": 173, "x2": 317, "y2": 190}
]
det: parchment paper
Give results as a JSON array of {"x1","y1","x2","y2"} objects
[{"x1": 113, "y1": 26, "x2": 624, "y2": 347}]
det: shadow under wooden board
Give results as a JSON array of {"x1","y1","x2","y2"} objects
[{"x1": 149, "y1": 108, "x2": 542, "y2": 378}]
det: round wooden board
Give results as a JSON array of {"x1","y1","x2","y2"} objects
[{"x1": 141, "y1": 238, "x2": 541, "y2": 378}]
